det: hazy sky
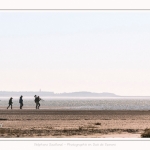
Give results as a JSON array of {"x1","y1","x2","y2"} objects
[{"x1": 0, "y1": 11, "x2": 150, "y2": 96}]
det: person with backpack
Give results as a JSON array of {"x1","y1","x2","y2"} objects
[
  {"x1": 7, "y1": 97, "x2": 13, "y2": 109},
  {"x1": 34, "y1": 95, "x2": 44, "y2": 109},
  {"x1": 19, "y1": 95, "x2": 23, "y2": 109},
  {"x1": 37, "y1": 96, "x2": 41, "y2": 109}
]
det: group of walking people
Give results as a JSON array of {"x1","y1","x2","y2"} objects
[{"x1": 7, "y1": 95, "x2": 43, "y2": 110}]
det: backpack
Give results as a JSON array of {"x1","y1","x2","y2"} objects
[{"x1": 35, "y1": 97, "x2": 38, "y2": 103}]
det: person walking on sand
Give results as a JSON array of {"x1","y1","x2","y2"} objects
[
  {"x1": 34, "y1": 95, "x2": 38, "y2": 109},
  {"x1": 34, "y1": 95, "x2": 44, "y2": 109},
  {"x1": 7, "y1": 97, "x2": 13, "y2": 109},
  {"x1": 19, "y1": 95, "x2": 23, "y2": 109},
  {"x1": 37, "y1": 96, "x2": 43, "y2": 109}
]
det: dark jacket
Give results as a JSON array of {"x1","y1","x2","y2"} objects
[
  {"x1": 19, "y1": 97, "x2": 23, "y2": 104},
  {"x1": 9, "y1": 98, "x2": 13, "y2": 105}
]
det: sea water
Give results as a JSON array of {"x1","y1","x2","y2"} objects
[{"x1": 0, "y1": 97, "x2": 150, "y2": 110}]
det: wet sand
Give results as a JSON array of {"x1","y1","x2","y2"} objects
[{"x1": 0, "y1": 109, "x2": 150, "y2": 138}]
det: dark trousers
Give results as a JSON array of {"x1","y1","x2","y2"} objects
[
  {"x1": 36, "y1": 102, "x2": 40, "y2": 109},
  {"x1": 7, "y1": 104, "x2": 12, "y2": 109},
  {"x1": 20, "y1": 103, "x2": 23, "y2": 109}
]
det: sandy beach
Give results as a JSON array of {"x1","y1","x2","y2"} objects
[{"x1": 0, "y1": 109, "x2": 150, "y2": 138}]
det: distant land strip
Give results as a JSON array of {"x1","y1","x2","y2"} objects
[{"x1": 0, "y1": 91, "x2": 118, "y2": 97}]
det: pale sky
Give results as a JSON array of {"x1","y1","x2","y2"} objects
[{"x1": 0, "y1": 11, "x2": 150, "y2": 96}]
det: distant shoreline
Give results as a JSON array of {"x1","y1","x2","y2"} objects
[
  {"x1": 1, "y1": 91, "x2": 150, "y2": 97},
  {"x1": 1, "y1": 96, "x2": 150, "y2": 98}
]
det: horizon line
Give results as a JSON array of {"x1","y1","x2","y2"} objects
[{"x1": 1, "y1": 91, "x2": 150, "y2": 97}]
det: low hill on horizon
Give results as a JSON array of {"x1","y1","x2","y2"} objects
[{"x1": 0, "y1": 91, "x2": 119, "y2": 97}]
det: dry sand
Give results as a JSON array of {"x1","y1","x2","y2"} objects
[{"x1": 0, "y1": 109, "x2": 150, "y2": 138}]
